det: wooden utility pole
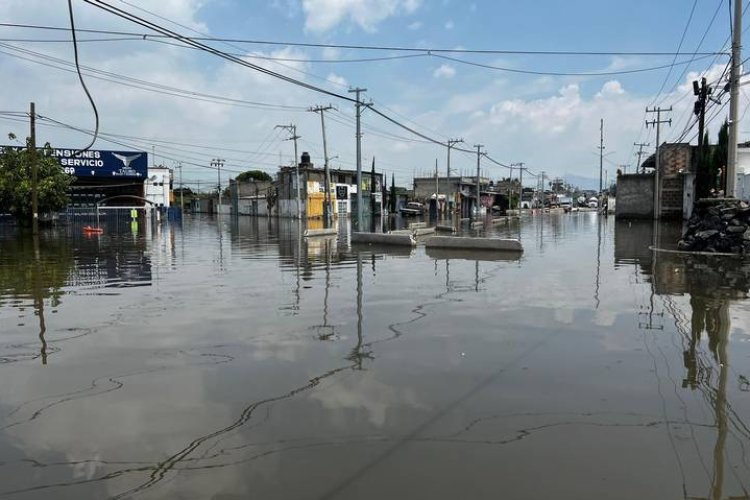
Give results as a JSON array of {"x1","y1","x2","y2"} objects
[
  {"x1": 694, "y1": 77, "x2": 712, "y2": 198},
  {"x1": 30, "y1": 102, "x2": 39, "y2": 235},
  {"x1": 646, "y1": 106, "x2": 672, "y2": 220},
  {"x1": 309, "y1": 105, "x2": 335, "y2": 224}
]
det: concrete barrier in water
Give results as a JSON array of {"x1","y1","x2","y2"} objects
[
  {"x1": 304, "y1": 228, "x2": 337, "y2": 238},
  {"x1": 470, "y1": 221, "x2": 484, "y2": 229},
  {"x1": 435, "y1": 224, "x2": 456, "y2": 233},
  {"x1": 425, "y1": 236, "x2": 523, "y2": 252},
  {"x1": 408, "y1": 222, "x2": 427, "y2": 229},
  {"x1": 351, "y1": 232, "x2": 416, "y2": 246},
  {"x1": 413, "y1": 227, "x2": 436, "y2": 236}
]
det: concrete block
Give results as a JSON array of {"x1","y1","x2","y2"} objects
[
  {"x1": 413, "y1": 227, "x2": 436, "y2": 236},
  {"x1": 425, "y1": 236, "x2": 523, "y2": 252},
  {"x1": 408, "y1": 222, "x2": 427, "y2": 229},
  {"x1": 303, "y1": 228, "x2": 337, "y2": 238},
  {"x1": 351, "y1": 232, "x2": 416, "y2": 246},
  {"x1": 435, "y1": 224, "x2": 456, "y2": 233}
]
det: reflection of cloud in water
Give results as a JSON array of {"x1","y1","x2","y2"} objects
[
  {"x1": 311, "y1": 374, "x2": 425, "y2": 427},
  {"x1": 593, "y1": 308, "x2": 617, "y2": 328},
  {"x1": 553, "y1": 308, "x2": 574, "y2": 325}
]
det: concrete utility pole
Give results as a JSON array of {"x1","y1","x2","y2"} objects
[
  {"x1": 446, "y1": 138, "x2": 463, "y2": 178},
  {"x1": 435, "y1": 158, "x2": 440, "y2": 216},
  {"x1": 309, "y1": 105, "x2": 335, "y2": 224},
  {"x1": 511, "y1": 162, "x2": 525, "y2": 209},
  {"x1": 634, "y1": 142, "x2": 650, "y2": 173},
  {"x1": 275, "y1": 124, "x2": 301, "y2": 218},
  {"x1": 348, "y1": 87, "x2": 368, "y2": 228},
  {"x1": 646, "y1": 106, "x2": 672, "y2": 220},
  {"x1": 727, "y1": 0, "x2": 743, "y2": 197},
  {"x1": 29, "y1": 102, "x2": 38, "y2": 235},
  {"x1": 211, "y1": 157, "x2": 225, "y2": 216},
  {"x1": 474, "y1": 144, "x2": 484, "y2": 218}
]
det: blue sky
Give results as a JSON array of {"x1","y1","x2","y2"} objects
[{"x1": 0, "y1": 0, "x2": 743, "y2": 189}]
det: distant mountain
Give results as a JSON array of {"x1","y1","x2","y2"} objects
[{"x1": 563, "y1": 174, "x2": 601, "y2": 191}]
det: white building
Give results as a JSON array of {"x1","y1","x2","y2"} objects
[{"x1": 145, "y1": 167, "x2": 172, "y2": 208}]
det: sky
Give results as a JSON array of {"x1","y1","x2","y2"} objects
[{"x1": 0, "y1": 0, "x2": 746, "y2": 190}]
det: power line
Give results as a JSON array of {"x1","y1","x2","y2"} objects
[
  {"x1": 0, "y1": 23, "x2": 729, "y2": 56},
  {"x1": 433, "y1": 52, "x2": 719, "y2": 77},
  {"x1": 66, "y1": 0, "x2": 99, "y2": 156},
  {"x1": 0, "y1": 42, "x2": 309, "y2": 111}
]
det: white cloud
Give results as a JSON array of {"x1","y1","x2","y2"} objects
[
  {"x1": 301, "y1": 0, "x2": 422, "y2": 33},
  {"x1": 326, "y1": 72, "x2": 349, "y2": 88},
  {"x1": 597, "y1": 80, "x2": 626, "y2": 97},
  {"x1": 433, "y1": 64, "x2": 456, "y2": 79},
  {"x1": 407, "y1": 20, "x2": 423, "y2": 30},
  {"x1": 444, "y1": 20, "x2": 454, "y2": 30}
]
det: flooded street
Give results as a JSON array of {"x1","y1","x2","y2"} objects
[{"x1": 1, "y1": 213, "x2": 750, "y2": 499}]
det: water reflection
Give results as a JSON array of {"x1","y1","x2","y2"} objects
[
  {"x1": 615, "y1": 219, "x2": 750, "y2": 499},
  {"x1": 1, "y1": 216, "x2": 750, "y2": 498}
]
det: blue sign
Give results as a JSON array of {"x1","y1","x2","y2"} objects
[{"x1": 49, "y1": 149, "x2": 148, "y2": 178}]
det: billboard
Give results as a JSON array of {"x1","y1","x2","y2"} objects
[{"x1": 49, "y1": 149, "x2": 148, "y2": 179}]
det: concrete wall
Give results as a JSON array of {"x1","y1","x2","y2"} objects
[
  {"x1": 237, "y1": 198, "x2": 269, "y2": 216},
  {"x1": 615, "y1": 173, "x2": 654, "y2": 219}
]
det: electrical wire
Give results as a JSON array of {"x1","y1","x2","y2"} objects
[
  {"x1": 0, "y1": 22, "x2": 728, "y2": 57},
  {"x1": 67, "y1": 0, "x2": 99, "y2": 156},
  {"x1": 433, "y1": 52, "x2": 718, "y2": 77},
  {"x1": 0, "y1": 42, "x2": 309, "y2": 111},
  {"x1": 648, "y1": 0, "x2": 699, "y2": 107}
]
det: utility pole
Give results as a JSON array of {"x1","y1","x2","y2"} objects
[
  {"x1": 646, "y1": 106, "x2": 672, "y2": 220},
  {"x1": 348, "y1": 87, "x2": 368, "y2": 228},
  {"x1": 693, "y1": 77, "x2": 712, "y2": 198},
  {"x1": 446, "y1": 138, "x2": 463, "y2": 178},
  {"x1": 509, "y1": 162, "x2": 524, "y2": 209},
  {"x1": 634, "y1": 142, "x2": 650, "y2": 173},
  {"x1": 275, "y1": 124, "x2": 301, "y2": 218},
  {"x1": 727, "y1": 0, "x2": 743, "y2": 197},
  {"x1": 474, "y1": 144, "x2": 484, "y2": 219},
  {"x1": 599, "y1": 118, "x2": 604, "y2": 195},
  {"x1": 435, "y1": 158, "x2": 440, "y2": 217},
  {"x1": 29, "y1": 102, "x2": 38, "y2": 235},
  {"x1": 177, "y1": 162, "x2": 184, "y2": 211},
  {"x1": 211, "y1": 158, "x2": 225, "y2": 216},
  {"x1": 309, "y1": 104, "x2": 335, "y2": 224},
  {"x1": 446, "y1": 138, "x2": 462, "y2": 215}
]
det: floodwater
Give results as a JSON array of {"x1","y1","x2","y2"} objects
[{"x1": 1, "y1": 213, "x2": 750, "y2": 499}]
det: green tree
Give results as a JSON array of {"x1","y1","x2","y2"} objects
[
  {"x1": 236, "y1": 170, "x2": 272, "y2": 183},
  {"x1": 711, "y1": 119, "x2": 728, "y2": 193},
  {"x1": 0, "y1": 138, "x2": 74, "y2": 222}
]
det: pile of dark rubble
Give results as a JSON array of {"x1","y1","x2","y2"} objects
[{"x1": 678, "y1": 200, "x2": 750, "y2": 254}]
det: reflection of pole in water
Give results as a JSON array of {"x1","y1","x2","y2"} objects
[
  {"x1": 295, "y1": 219, "x2": 301, "y2": 311},
  {"x1": 475, "y1": 260, "x2": 479, "y2": 292},
  {"x1": 710, "y1": 306, "x2": 730, "y2": 500},
  {"x1": 445, "y1": 259, "x2": 450, "y2": 292},
  {"x1": 351, "y1": 252, "x2": 365, "y2": 369},
  {"x1": 595, "y1": 218, "x2": 601, "y2": 307},
  {"x1": 32, "y1": 235, "x2": 47, "y2": 365}
]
